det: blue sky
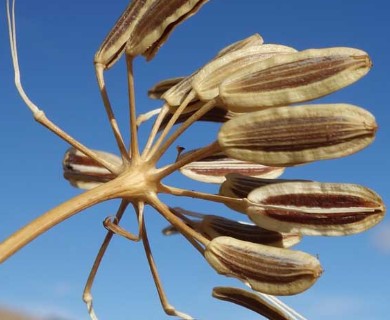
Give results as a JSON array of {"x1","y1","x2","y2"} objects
[{"x1": 0, "y1": 0, "x2": 389, "y2": 319}]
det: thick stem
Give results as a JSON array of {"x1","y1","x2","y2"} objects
[{"x1": 0, "y1": 179, "x2": 121, "y2": 263}]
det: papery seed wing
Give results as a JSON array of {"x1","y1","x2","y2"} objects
[
  {"x1": 218, "y1": 104, "x2": 377, "y2": 166},
  {"x1": 179, "y1": 151, "x2": 285, "y2": 183},
  {"x1": 95, "y1": 0, "x2": 210, "y2": 67},
  {"x1": 212, "y1": 287, "x2": 305, "y2": 320},
  {"x1": 247, "y1": 181, "x2": 385, "y2": 236},
  {"x1": 193, "y1": 44, "x2": 297, "y2": 102},
  {"x1": 219, "y1": 47, "x2": 371, "y2": 111},
  {"x1": 63, "y1": 148, "x2": 122, "y2": 190},
  {"x1": 205, "y1": 236, "x2": 322, "y2": 295},
  {"x1": 148, "y1": 77, "x2": 185, "y2": 99}
]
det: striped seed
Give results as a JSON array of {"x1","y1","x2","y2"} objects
[{"x1": 218, "y1": 104, "x2": 377, "y2": 166}]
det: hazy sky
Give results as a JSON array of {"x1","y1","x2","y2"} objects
[{"x1": 0, "y1": 1, "x2": 389, "y2": 319}]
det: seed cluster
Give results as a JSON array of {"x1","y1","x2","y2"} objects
[{"x1": 2, "y1": 1, "x2": 385, "y2": 319}]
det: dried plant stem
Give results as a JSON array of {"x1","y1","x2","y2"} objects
[
  {"x1": 142, "y1": 104, "x2": 170, "y2": 157},
  {"x1": 126, "y1": 55, "x2": 140, "y2": 160},
  {"x1": 150, "y1": 195, "x2": 209, "y2": 246},
  {"x1": 0, "y1": 179, "x2": 119, "y2": 263},
  {"x1": 141, "y1": 218, "x2": 193, "y2": 319},
  {"x1": 83, "y1": 200, "x2": 129, "y2": 320},
  {"x1": 95, "y1": 64, "x2": 131, "y2": 163},
  {"x1": 156, "y1": 140, "x2": 221, "y2": 179},
  {"x1": 150, "y1": 99, "x2": 218, "y2": 163},
  {"x1": 161, "y1": 185, "x2": 247, "y2": 208},
  {"x1": 6, "y1": 1, "x2": 119, "y2": 174},
  {"x1": 147, "y1": 91, "x2": 197, "y2": 160}
]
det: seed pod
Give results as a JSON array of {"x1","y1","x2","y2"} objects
[
  {"x1": 212, "y1": 287, "x2": 304, "y2": 320},
  {"x1": 247, "y1": 181, "x2": 385, "y2": 236},
  {"x1": 148, "y1": 77, "x2": 185, "y2": 99},
  {"x1": 205, "y1": 236, "x2": 322, "y2": 295},
  {"x1": 218, "y1": 104, "x2": 377, "y2": 166},
  {"x1": 63, "y1": 148, "x2": 122, "y2": 190},
  {"x1": 163, "y1": 34, "x2": 265, "y2": 107},
  {"x1": 193, "y1": 44, "x2": 297, "y2": 102},
  {"x1": 219, "y1": 173, "x2": 305, "y2": 213},
  {"x1": 219, "y1": 47, "x2": 372, "y2": 111},
  {"x1": 95, "y1": 0, "x2": 210, "y2": 67},
  {"x1": 179, "y1": 151, "x2": 285, "y2": 183},
  {"x1": 200, "y1": 215, "x2": 301, "y2": 248}
]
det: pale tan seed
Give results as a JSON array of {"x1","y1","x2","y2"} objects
[
  {"x1": 247, "y1": 181, "x2": 385, "y2": 236},
  {"x1": 219, "y1": 47, "x2": 371, "y2": 111},
  {"x1": 179, "y1": 151, "x2": 285, "y2": 183},
  {"x1": 205, "y1": 236, "x2": 322, "y2": 295},
  {"x1": 192, "y1": 44, "x2": 297, "y2": 102},
  {"x1": 218, "y1": 104, "x2": 377, "y2": 166},
  {"x1": 162, "y1": 34, "x2": 265, "y2": 107},
  {"x1": 63, "y1": 148, "x2": 122, "y2": 190}
]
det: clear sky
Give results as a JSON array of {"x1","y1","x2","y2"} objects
[{"x1": 0, "y1": 1, "x2": 389, "y2": 319}]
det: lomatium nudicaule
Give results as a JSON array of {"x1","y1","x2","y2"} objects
[{"x1": 2, "y1": 1, "x2": 386, "y2": 319}]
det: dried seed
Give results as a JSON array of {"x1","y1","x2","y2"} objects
[
  {"x1": 179, "y1": 151, "x2": 285, "y2": 183},
  {"x1": 219, "y1": 47, "x2": 371, "y2": 111},
  {"x1": 200, "y1": 215, "x2": 301, "y2": 248},
  {"x1": 95, "y1": 0, "x2": 209, "y2": 67},
  {"x1": 148, "y1": 76, "x2": 185, "y2": 99},
  {"x1": 63, "y1": 148, "x2": 122, "y2": 190},
  {"x1": 212, "y1": 287, "x2": 303, "y2": 320},
  {"x1": 192, "y1": 44, "x2": 297, "y2": 102},
  {"x1": 219, "y1": 173, "x2": 305, "y2": 213},
  {"x1": 247, "y1": 181, "x2": 385, "y2": 236},
  {"x1": 205, "y1": 236, "x2": 322, "y2": 295},
  {"x1": 162, "y1": 34, "x2": 265, "y2": 107},
  {"x1": 218, "y1": 104, "x2": 377, "y2": 166}
]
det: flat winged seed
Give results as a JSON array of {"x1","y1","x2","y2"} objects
[
  {"x1": 192, "y1": 44, "x2": 297, "y2": 102},
  {"x1": 63, "y1": 148, "x2": 122, "y2": 190},
  {"x1": 218, "y1": 104, "x2": 377, "y2": 166},
  {"x1": 179, "y1": 151, "x2": 285, "y2": 183},
  {"x1": 219, "y1": 47, "x2": 372, "y2": 111},
  {"x1": 148, "y1": 77, "x2": 185, "y2": 99},
  {"x1": 200, "y1": 215, "x2": 301, "y2": 248},
  {"x1": 212, "y1": 287, "x2": 302, "y2": 320},
  {"x1": 205, "y1": 236, "x2": 322, "y2": 295},
  {"x1": 247, "y1": 182, "x2": 385, "y2": 236},
  {"x1": 95, "y1": 0, "x2": 209, "y2": 67},
  {"x1": 162, "y1": 34, "x2": 267, "y2": 107}
]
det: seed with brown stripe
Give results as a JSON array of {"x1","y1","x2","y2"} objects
[
  {"x1": 219, "y1": 47, "x2": 371, "y2": 111},
  {"x1": 205, "y1": 236, "x2": 322, "y2": 295},
  {"x1": 218, "y1": 104, "x2": 377, "y2": 166},
  {"x1": 247, "y1": 181, "x2": 385, "y2": 236}
]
